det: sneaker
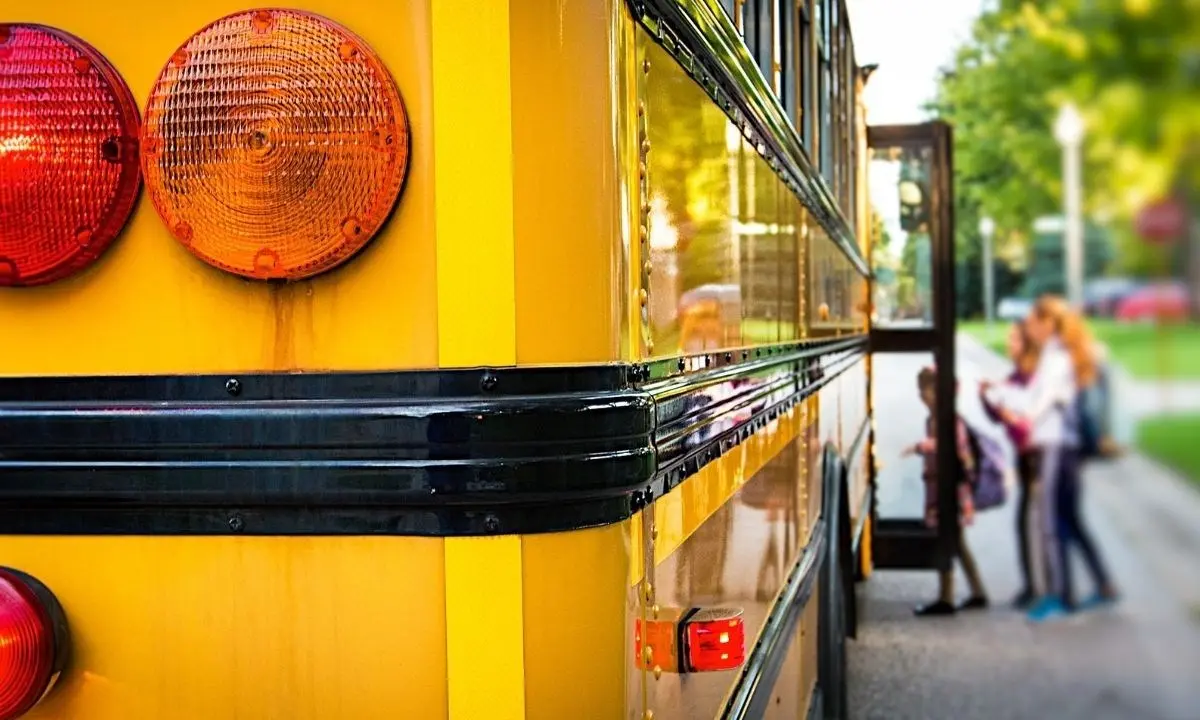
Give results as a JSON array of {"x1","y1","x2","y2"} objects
[
  {"x1": 957, "y1": 595, "x2": 989, "y2": 611},
  {"x1": 1011, "y1": 589, "x2": 1036, "y2": 609},
  {"x1": 1079, "y1": 590, "x2": 1119, "y2": 611},
  {"x1": 1027, "y1": 596, "x2": 1069, "y2": 623},
  {"x1": 914, "y1": 600, "x2": 956, "y2": 617}
]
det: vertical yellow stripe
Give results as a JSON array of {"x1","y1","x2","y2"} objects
[
  {"x1": 433, "y1": 4, "x2": 522, "y2": 718},
  {"x1": 445, "y1": 537, "x2": 526, "y2": 720},
  {"x1": 433, "y1": 0, "x2": 516, "y2": 367}
]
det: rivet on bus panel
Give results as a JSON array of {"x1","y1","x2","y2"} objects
[
  {"x1": 251, "y1": 9, "x2": 274, "y2": 33},
  {"x1": 642, "y1": 58, "x2": 650, "y2": 74},
  {"x1": 643, "y1": 582, "x2": 654, "y2": 602}
]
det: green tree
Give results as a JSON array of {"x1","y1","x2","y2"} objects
[{"x1": 929, "y1": 0, "x2": 1200, "y2": 280}]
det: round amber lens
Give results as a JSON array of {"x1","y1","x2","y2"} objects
[{"x1": 141, "y1": 9, "x2": 410, "y2": 280}]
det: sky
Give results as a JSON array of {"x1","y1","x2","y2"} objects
[
  {"x1": 846, "y1": 0, "x2": 987, "y2": 125},
  {"x1": 847, "y1": 0, "x2": 986, "y2": 258}
]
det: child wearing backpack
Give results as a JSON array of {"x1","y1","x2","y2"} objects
[{"x1": 903, "y1": 366, "x2": 988, "y2": 616}]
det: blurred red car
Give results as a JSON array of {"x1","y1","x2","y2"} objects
[{"x1": 1114, "y1": 282, "x2": 1188, "y2": 321}]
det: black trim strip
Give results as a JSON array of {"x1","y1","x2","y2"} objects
[
  {"x1": 805, "y1": 687, "x2": 824, "y2": 720},
  {"x1": 721, "y1": 518, "x2": 826, "y2": 720},
  {"x1": 0, "y1": 337, "x2": 867, "y2": 535}
]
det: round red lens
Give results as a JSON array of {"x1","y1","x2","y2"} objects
[
  {"x1": 0, "y1": 24, "x2": 142, "y2": 287},
  {"x1": 0, "y1": 570, "x2": 60, "y2": 720}
]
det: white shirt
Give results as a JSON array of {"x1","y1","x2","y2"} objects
[{"x1": 1025, "y1": 337, "x2": 1077, "y2": 448}]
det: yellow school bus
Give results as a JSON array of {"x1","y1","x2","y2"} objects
[{"x1": 0, "y1": 0, "x2": 872, "y2": 718}]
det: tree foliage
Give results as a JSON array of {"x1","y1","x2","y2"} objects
[{"x1": 929, "y1": 0, "x2": 1200, "y2": 278}]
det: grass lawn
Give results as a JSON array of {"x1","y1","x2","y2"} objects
[
  {"x1": 960, "y1": 318, "x2": 1200, "y2": 380},
  {"x1": 1137, "y1": 413, "x2": 1200, "y2": 485},
  {"x1": 957, "y1": 320, "x2": 1011, "y2": 357}
]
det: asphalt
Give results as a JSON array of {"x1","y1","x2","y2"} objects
[{"x1": 847, "y1": 335, "x2": 1200, "y2": 720}]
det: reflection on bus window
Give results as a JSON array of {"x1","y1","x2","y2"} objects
[{"x1": 868, "y1": 144, "x2": 934, "y2": 327}]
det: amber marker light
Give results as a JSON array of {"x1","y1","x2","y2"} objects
[{"x1": 141, "y1": 9, "x2": 410, "y2": 280}]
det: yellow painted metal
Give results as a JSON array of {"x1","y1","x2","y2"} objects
[
  {"x1": 0, "y1": 536, "x2": 447, "y2": 720},
  {"x1": 644, "y1": 410, "x2": 821, "y2": 719},
  {"x1": 445, "y1": 537, "x2": 525, "y2": 720},
  {"x1": 521, "y1": 523, "x2": 632, "y2": 720},
  {"x1": 627, "y1": 16, "x2": 649, "y2": 361},
  {"x1": 433, "y1": 0, "x2": 515, "y2": 368},
  {"x1": 0, "y1": 0, "x2": 438, "y2": 376},
  {"x1": 509, "y1": 0, "x2": 630, "y2": 365},
  {"x1": 652, "y1": 403, "x2": 804, "y2": 568}
]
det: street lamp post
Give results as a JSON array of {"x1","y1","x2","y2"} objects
[
  {"x1": 979, "y1": 216, "x2": 995, "y2": 324},
  {"x1": 1054, "y1": 103, "x2": 1086, "y2": 308}
]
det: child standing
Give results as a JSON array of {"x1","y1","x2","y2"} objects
[
  {"x1": 979, "y1": 322, "x2": 1043, "y2": 608},
  {"x1": 904, "y1": 366, "x2": 988, "y2": 616}
]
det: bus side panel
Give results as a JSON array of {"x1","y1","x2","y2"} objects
[
  {"x1": 840, "y1": 356, "x2": 870, "y2": 520},
  {"x1": 639, "y1": 403, "x2": 818, "y2": 720},
  {"x1": 758, "y1": 603, "x2": 816, "y2": 719},
  {"x1": 510, "y1": 0, "x2": 632, "y2": 365},
  {"x1": 521, "y1": 522, "x2": 633, "y2": 720},
  {"x1": 1, "y1": 537, "x2": 448, "y2": 720},
  {"x1": 0, "y1": 0, "x2": 437, "y2": 376}
]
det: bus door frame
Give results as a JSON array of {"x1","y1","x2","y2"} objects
[{"x1": 866, "y1": 120, "x2": 959, "y2": 572}]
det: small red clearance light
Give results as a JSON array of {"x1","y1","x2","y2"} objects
[
  {"x1": 141, "y1": 9, "x2": 410, "y2": 281},
  {"x1": 0, "y1": 24, "x2": 141, "y2": 287},
  {"x1": 683, "y1": 607, "x2": 745, "y2": 672},
  {"x1": 0, "y1": 568, "x2": 69, "y2": 720},
  {"x1": 633, "y1": 606, "x2": 745, "y2": 674}
]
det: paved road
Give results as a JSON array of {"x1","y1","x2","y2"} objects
[{"x1": 849, "y1": 335, "x2": 1200, "y2": 720}]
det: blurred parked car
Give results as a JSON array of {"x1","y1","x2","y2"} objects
[
  {"x1": 1083, "y1": 277, "x2": 1143, "y2": 317},
  {"x1": 1114, "y1": 282, "x2": 1188, "y2": 322},
  {"x1": 996, "y1": 296, "x2": 1033, "y2": 321}
]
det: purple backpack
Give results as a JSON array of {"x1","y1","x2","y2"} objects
[{"x1": 962, "y1": 418, "x2": 1007, "y2": 511}]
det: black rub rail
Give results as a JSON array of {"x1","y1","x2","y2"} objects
[{"x1": 0, "y1": 336, "x2": 866, "y2": 535}]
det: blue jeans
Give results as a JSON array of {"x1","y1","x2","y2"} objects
[{"x1": 1054, "y1": 447, "x2": 1112, "y2": 608}]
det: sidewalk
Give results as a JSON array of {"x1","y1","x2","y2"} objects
[{"x1": 848, "y1": 333, "x2": 1200, "y2": 720}]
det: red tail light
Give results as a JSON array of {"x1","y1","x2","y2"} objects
[
  {"x1": 141, "y1": 9, "x2": 410, "y2": 281},
  {"x1": 684, "y1": 608, "x2": 745, "y2": 672},
  {"x1": 0, "y1": 568, "x2": 69, "y2": 720},
  {"x1": 0, "y1": 24, "x2": 141, "y2": 287}
]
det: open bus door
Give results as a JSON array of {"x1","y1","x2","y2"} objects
[{"x1": 865, "y1": 121, "x2": 960, "y2": 572}]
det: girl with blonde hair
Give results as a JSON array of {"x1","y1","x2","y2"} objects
[{"x1": 1021, "y1": 296, "x2": 1118, "y2": 621}]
